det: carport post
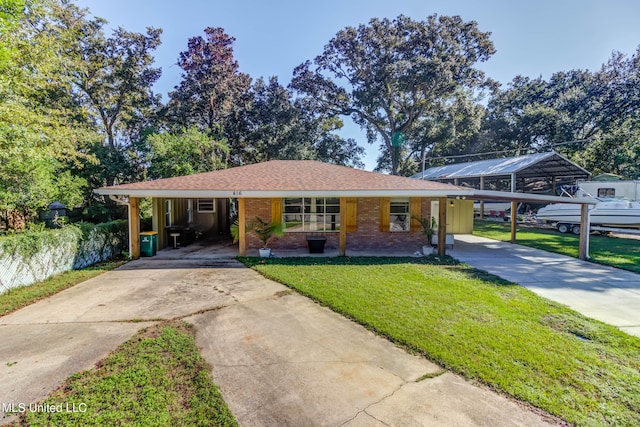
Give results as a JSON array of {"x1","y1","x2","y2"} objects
[
  {"x1": 339, "y1": 198, "x2": 347, "y2": 256},
  {"x1": 579, "y1": 203, "x2": 590, "y2": 260},
  {"x1": 479, "y1": 176, "x2": 485, "y2": 219},
  {"x1": 437, "y1": 197, "x2": 447, "y2": 257},
  {"x1": 129, "y1": 197, "x2": 140, "y2": 259},
  {"x1": 510, "y1": 200, "x2": 517, "y2": 243},
  {"x1": 238, "y1": 198, "x2": 246, "y2": 256}
]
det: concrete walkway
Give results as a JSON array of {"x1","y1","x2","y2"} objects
[
  {"x1": 0, "y1": 256, "x2": 556, "y2": 426},
  {"x1": 450, "y1": 234, "x2": 640, "y2": 337}
]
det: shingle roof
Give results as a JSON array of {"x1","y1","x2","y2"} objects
[
  {"x1": 94, "y1": 159, "x2": 600, "y2": 207},
  {"x1": 96, "y1": 160, "x2": 464, "y2": 197}
]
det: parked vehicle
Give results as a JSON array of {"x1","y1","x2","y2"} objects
[{"x1": 536, "y1": 199, "x2": 640, "y2": 233}]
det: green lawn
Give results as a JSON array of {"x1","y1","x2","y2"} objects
[
  {"x1": 12, "y1": 322, "x2": 237, "y2": 427},
  {"x1": 474, "y1": 219, "x2": 640, "y2": 273},
  {"x1": 0, "y1": 260, "x2": 127, "y2": 316},
  {"x1": 241, "y1": 256, "x2": 640, "y2": 426}
]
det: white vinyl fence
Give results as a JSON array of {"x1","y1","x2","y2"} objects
[{"x1": 0, "y1": 221, "x2": 127, "y2": 294}]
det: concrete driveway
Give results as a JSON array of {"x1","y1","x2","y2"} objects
[
  {"x1": 451, "y1": 235, "x2": 640, "y2": 338},
  {"x1": 1, "y1": 257, "x2": 556, "y2": 426}
]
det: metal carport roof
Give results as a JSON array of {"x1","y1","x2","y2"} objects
[{"x1": 412, "y1": 151, "x2": 591, "y2": 182}]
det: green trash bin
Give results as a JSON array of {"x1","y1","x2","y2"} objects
[{"x1": 140, "y1": 231, "x2": 158, "y2": 257}]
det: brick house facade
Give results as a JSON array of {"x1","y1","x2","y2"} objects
[
  {"x1": 242, "y1": 196, "x2": 437, "y2": 252},
  {"x1": 95, "y1": 160, "x2": 491, "y2": 258}
]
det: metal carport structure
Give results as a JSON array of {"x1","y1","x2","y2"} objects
[{"x1": 412, "y1": 151, "x2": 591, "y2": 194}]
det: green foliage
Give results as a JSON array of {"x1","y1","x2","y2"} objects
[
  {"x1": 230, "y1": 220, "x2": 240, "y2": 244},
  {"x1": 0, "y1": 0, "x2": 166, "y2": 228},
  {"x1": 246, "y1": 217, "x2": 283, "y2": 248},
  {"x1": 482, "y1": 50, "x2": 640, "y2": 177},
  {"x1": 231, "y1": 217, "x2": 283, "y2": 247},
  {"x1": 245, "y1": 257, "x2": 640, "y2": 426},
  {"x1": 0, "y1": 0, "x2": 99, "y2": 227},
  {"x1": 0, "y1": 220, "x2": 127, "y2": 264},
  {"x1": 0, "y1": 225, "x2": 81, "y2": 259},
  {"x1": 20, "y1": 322, "x2": 238, "y2": 426},
  {"x1": 148, "y1": 127, "x2": 229, "y2": 178},
  {"x1": 412, "y1": 215, "x2": 436, "y2": 243},
  {"x1": 291, "y1": 14, "x2": 495, "y2": 174},
  {"x1": 168, "y1": 27, "x2": 251, "y2": 135},
  {"x1": 227, "y1": 77, "x2": 364, "y2": 167},
  {"x1": 69, "y1": 13, "x2": 163, "y2": 188},
  {"x1": 0, "y1": 0, "x2": 24, "y2": 64}
]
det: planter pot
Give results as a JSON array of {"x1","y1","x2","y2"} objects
[
  {"x1": 306, "y1": 236, "x2": 327, "y2": 254},
  {"x1": 432, "y1": 234, "x2": 455, "y2": 248},
  {"x1": 422, "y1": 245, "x2": 434, "y2": 255},
  {"x1": 258, "y1": 248, "x2": 271, "y2": 258}
]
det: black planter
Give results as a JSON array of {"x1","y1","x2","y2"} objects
[{"x1": 306, "y1": 236, "x2": 327, "y2": 253}]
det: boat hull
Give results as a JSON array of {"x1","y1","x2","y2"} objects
[{"x1": 536, "y1": 201, "x2": 640, "y2": 229}]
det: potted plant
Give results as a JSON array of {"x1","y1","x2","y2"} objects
[
  {"x1": 231, "y1": 217, "x2": 284, "y2": 258},
  {"x1": 412, "y1": 215, "x2": 436, "y2": 255}
]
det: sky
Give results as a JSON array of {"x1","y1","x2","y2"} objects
[{"x1": 74, "y1": 0, "x2": 640, "y2": 170}]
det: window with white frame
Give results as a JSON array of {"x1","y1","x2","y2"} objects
[
  {"x1": 390, "y1": 198, "x2": 410, "y2": 232},
  {"x1": 197, "y1": 198, "x2": 215, "y2": 213},
  {"x1": 283, "y1": 198, "x2": 340, "y2": 232}
]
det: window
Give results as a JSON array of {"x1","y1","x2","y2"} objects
[
  {"x1": 283, "y1": 198, "x2": 340, "y2": 232},
  {"x1": 597, "y1": 188, "x2": 615, "y2": 198},
  {"x1": 165, "y1": 200, "x2": 172, "y2": 226},
  {"x1": 197, "y1": 198, "x2": 215, "y2": 213},
  {"x1": 390, "y1": 198, "x2": 410, "y2": 232}
]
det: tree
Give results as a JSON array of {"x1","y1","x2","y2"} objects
[
  {"x1": 482, "y1": 48, "x2": 640, "y2": 177},
  {"x1": 391, "y1": 88, "x2": 486, "y2": 175},
  {"x1": 147, "y1": 127, "x2": 229, "y2": 178},
  {"x1": 230, "y1": 76, "x2": 364, "y2": 167},
  {"x1": 482, "y1": 72, "x2": 597, "y2": 154},
  {"x1": 0, "y1": 0, "x2": 94, "y2": 229},
  {"x1": 0, "y1": 0, "x2": 24, "y2": 68},
  {"x1": 231, "y1": 76, "x2": 309, "y2": 163},
  {"x1": 67, "y1": 12, "x2": 163, "y2": 187},
  {"x1": 291, "y1": 14, "x2": 495, "y2": 174},
  {"x1": 167, "y1": 27, "x2": 251, "y2": 136},
  {"x1": 306, "y1": 117, "x2": 365, "y2": 168}
]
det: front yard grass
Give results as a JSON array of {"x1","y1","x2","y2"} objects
[
  {"x1": 474, "y1": 219, "x2": 640, "y2": 273},
  {"x1": 241, "y1": 256, "x2": 640, "y2": 426},
  {"x1": 11, "y1": 321, "x2": 238, "y2": 427}
]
